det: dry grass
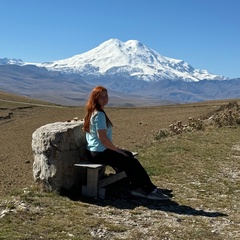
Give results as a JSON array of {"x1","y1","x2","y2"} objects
[{"x1": 0, "y1": 92, "x2": 239, "y2": 239}]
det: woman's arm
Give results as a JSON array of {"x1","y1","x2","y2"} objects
[{"x1": 97, "y1": 129, "x2": 128, "y2": 156}]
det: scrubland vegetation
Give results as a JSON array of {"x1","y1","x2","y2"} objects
[{"x1": 0, "y1": 92, "x2": 239, "y2": 239}]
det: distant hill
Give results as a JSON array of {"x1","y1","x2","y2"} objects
[{"x1": 0, "y1": 90, "x2": 60, "y2": 106}]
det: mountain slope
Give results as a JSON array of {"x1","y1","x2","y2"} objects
[
  {"x1": 1, "y1": 39, "x2": 239, "y2": 106},
  {"x1": 0, "y1": 62, "x2": 239, "y2": 106},
  {"x1": 0, "y1": 64, "x2": 175, "y2": 106},
  {"x1": 35, "y1": 39, "x2": 227, "y2": 82}
]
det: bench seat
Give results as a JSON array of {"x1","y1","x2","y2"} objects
[{"x1": 74, "y1": 152, "x2": 138, "y2": 199}]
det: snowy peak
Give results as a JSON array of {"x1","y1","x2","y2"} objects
[
  {"x1": 34, "y1": 39, "x2": 227, "y2": 82},
  {"x1": 0, "y1": 58, "x2": 24, "y2": 65}
]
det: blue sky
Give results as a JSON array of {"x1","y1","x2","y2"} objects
[{"x1": 1, "y1": 0, "x2": 239, "y2": 78}]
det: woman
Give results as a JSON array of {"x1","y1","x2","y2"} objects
[{"x1": 83, "y1": 86, "x2": 169, "y2": 200}]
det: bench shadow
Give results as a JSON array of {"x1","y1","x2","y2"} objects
[{"x1": 64, "y1": 181, "x2": 228, "y2": 218}]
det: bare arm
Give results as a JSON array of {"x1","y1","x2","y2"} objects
[{"x1": 97, "y1": 129, "x2": 128, "y2": 156}]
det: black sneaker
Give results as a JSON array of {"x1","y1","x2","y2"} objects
[
  {"x1": 147, "y1": 188, "x2": 170, "y2": 200},
  {"x1": 130, "y1": 188, "x2": 148, "y2": 198}
]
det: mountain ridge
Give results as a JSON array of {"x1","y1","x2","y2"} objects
[
  {"x1": 0, "y1": 38, "x2": 239, "y2": 106},
  {"x1": 31, "y1": 38, "x2": 228, "y2": 82}
]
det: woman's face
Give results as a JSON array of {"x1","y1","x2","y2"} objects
[{"x1": 98, "y1": 90, "x2": 109, "y2": 108}]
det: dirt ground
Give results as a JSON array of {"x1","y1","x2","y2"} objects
[{"x1": 0, "y1": 93, "x2": 232, "y2": 197}]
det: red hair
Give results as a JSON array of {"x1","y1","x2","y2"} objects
[{"x1": 83, "y1": 86, "x2": 112, "y2": 132}]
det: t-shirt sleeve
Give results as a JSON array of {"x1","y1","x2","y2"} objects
[{"x1": 93, "y1": 111, "x2": 107, "y2": 130}]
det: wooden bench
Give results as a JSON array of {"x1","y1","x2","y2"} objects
[{"x1": 74, "y1": 152, "x2": 138, "y2": 199}]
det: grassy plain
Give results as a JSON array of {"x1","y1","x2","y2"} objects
[{"x1": 0, "y1": 91, "x2": 239, "y2": 239}]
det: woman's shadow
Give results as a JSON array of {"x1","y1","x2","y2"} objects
[{"x1": 66, "y1": 180, "x2": 228, "y2": 218}]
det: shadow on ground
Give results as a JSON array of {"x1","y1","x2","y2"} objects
[{"x1": 62, "y1": 180, "x2": 228, "y2": 218}]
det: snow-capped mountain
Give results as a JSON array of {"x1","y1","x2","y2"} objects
[
  {"x1": 1, "y1": 38, "x2": 238, "y2": 106},
  {"x1": 34, "y1": 39, "x2": 228, "y2": 82},
  {"x1": 0, "y1": 58, "x2": 24, "y2": 65}
]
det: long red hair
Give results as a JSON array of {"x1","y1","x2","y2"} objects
[{"x1": 83, "y1": 86, "x2": 112, "y2": 133}]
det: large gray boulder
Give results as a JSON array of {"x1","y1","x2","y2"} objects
[{"x1": 32, "y1": 120, "x2": 87, "y2": 192}]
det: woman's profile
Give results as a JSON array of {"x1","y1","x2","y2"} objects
[{"x1": 83, "y1": 86, "x2": 169, "y2": 200}]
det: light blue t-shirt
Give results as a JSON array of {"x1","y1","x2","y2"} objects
[{"x1": 86, "y1": 111, "x2": 112, "y2": 152}]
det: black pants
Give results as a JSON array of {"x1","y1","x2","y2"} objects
[{"x1": 90, "y1": 149, "x2": 156, "y2": 193}]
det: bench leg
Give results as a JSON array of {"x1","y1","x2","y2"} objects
[
  {"x1": 80, "y1": 166, "x2": 127, "y2": 199},
  {"x1": 82, "y1": 168, "x2": 99, "y2": 198},
  {"x1": 82, "y1": 167, "x2": 106, "y2": 199}
]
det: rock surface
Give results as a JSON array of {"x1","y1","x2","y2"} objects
[{"x1": 32, "y1": 120, "x2": 87, "y2": 192}]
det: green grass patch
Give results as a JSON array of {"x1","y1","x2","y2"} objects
[{"x1": 1, "y1": 126, "x2": 240, "y2": 239}]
